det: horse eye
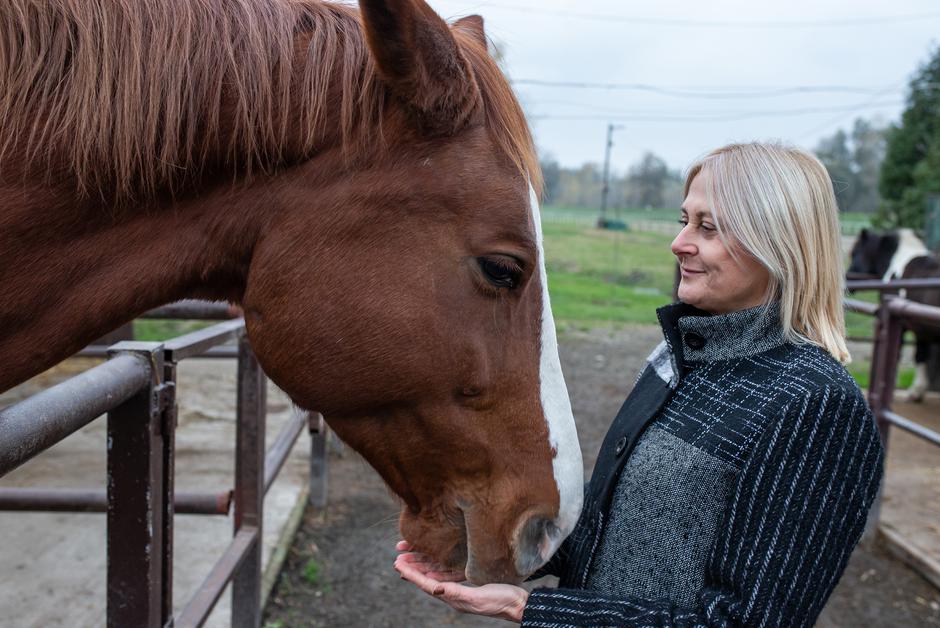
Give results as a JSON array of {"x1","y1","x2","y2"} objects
[{"x1": 477, "y1": 256, "x2": 523, "y2": 289}]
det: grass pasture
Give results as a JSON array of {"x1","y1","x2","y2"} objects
[{"x1": 542, "y1": 221, "x2": 675, "y2": 331}]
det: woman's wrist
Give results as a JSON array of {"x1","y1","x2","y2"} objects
[{"x1": 508, "y1": 589, "x2": 529, "y2": 623}]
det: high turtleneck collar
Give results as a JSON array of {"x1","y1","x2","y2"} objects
[{"x1": 656, "y1": 301, "x2": 785, "y2": 370}]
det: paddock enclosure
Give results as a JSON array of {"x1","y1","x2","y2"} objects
[
  {"x1": 845, "y1": 278, "x2": 940, "y2": 590},
  {"x1": 0, "y1": 302, "x2": 331, "y2": 627}
]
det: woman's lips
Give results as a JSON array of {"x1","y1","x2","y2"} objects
[{"x1": 680, "y1": 267, "x2": 705, "y2": 277}]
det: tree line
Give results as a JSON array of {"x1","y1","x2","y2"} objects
[{"x1": 540, "y1": 152, "x2": 685, "y2": 211}]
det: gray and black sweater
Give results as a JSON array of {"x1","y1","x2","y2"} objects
[{"x1": 522, "y1": 302, "x2": 884, "y2": 627}]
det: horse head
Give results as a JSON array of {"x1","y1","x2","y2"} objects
[
  {"x1": 242, "y1": 0, "x2": 583, "y2": 584},
  {"x1": 848, "y1": 228, "x2": 899, "y2": 278},
  {"x1": 849, "y1": 228, "x2": 928, "y2": 281}
]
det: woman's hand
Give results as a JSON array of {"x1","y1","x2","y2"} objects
[{"x1": 393, "y1": 541, "x2": 529, "y2": 623}]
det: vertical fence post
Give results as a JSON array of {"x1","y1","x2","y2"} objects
[
  {"x1": 106, "y1": 342, "x2": 171, "y2": 628},
  {"x1": 232, "y1": 336, "x2": 266, "y2": 628},
  {"x1": 864, "y1": 294, "x2": 904, "y2": 540},
  {"x1": 308, "y1": 413, "x2": 329, "y2": 508},
  {"x1": 161, "y1": 361, "x2": 178, "y2": 624}
]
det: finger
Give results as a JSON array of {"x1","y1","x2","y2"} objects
[
  {"x1": 396, "y1": 540, "x2": 413, "y2": 552},
  {"x1": 395, "y1": 556, "x2": 447, "y2": 596}
]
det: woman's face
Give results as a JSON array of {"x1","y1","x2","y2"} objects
[{"x1": 671, "y1": 173, "x2": 770, "y2": 314}]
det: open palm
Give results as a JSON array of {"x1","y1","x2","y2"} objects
[{"x1": 394, "y1": 541, "x2": 529, "y2": 623}]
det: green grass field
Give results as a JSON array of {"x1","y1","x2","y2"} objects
[
  {"x1": 543, "y1": 222, "x2": 675, "y2": 331},
  {"x1": 845, "y1": 361, "x2": 914, "y2": 390},
  {"x1": 134, "y1": 319, "x2": 211, "y2": 341}
]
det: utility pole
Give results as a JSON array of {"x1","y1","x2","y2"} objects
[{"x1": 599, "y1": 123, "x2": 623, "y2": 228}]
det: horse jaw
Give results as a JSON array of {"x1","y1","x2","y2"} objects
[{"x1": 526, "y1": 183, "x2": 583, "y2": 563}]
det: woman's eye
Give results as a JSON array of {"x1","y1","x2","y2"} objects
[
  {"x1": 677, "y1": 219, "x2": 689, "y2": 227},
  {"x1": 701, "y1": 223, "x2": 717, "y2": 232},
  {"x1": 478, "y1": 257, "x2": 523, "y2": 289}
]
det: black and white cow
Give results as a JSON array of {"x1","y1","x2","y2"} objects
[{"x1": 848, "y1": 228, "x2": 937, "y2": 401}]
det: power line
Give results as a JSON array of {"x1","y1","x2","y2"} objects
[
  {"x1": 512, "y1": 79, "x2": 901, "y2": 98},
  {"x1": 799, "y1": 82, "x2": 908, "y2": 139},
  {"x1": 476, "y1": 3, "x2": 940, "y2": 29},
  {"x1": 528, "y1": 100, "x2": 904, "y2": 123}
]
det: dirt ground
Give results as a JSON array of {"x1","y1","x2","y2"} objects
[{"x1": 263, "y1": 327, "x2": 940, "y2": 627}]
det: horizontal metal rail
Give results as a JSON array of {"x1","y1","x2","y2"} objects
[
  {"x1": 143, "y1": 300, "x2": 239, "y2": 320},
  {"x1": 0, "y1": 488, "x2": 231, "y2": 515},
  {"x1": 0, "y1": 353, "x2": 151, "y2": 477},
  {"x1": 77, "y1": 345, "x2": 239, "y2": 360},
  {"x1": 163, "y1": 319, "x2": 245, "y2": 362},
  {"x1": 882, "y1": 411, "x2": 940, "y2": 447},
  {"x1": 264, "y1": 411, "x2": 307, "y2": 495},
  {"x1": 846, "y1": 278, "x2": 940, "y2": 291},
  {"x1": 884, "y1": 296, "x2": 940, "y2": 327},
  {"x1": 175, "y1": 527, "x2": 258, "y2": 628},
  {"x1": 844, "y1": 298, "x2": 879, "y2": 316}
]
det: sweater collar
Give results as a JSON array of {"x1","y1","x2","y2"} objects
[{"x1": 656, "y1": 301, "x2": 785, "y2": 370}]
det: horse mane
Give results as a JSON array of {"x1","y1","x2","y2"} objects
[{"x1": 0, "y1": 0, "x2": 539, "y2": 199}]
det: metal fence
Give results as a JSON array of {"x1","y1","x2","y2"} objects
[
  {"x1": 0, "y1": 302, "x2": 329, "y2": 628},
  {"x1": 844, "y1": 278, "x2": 940, "y2": 561}
]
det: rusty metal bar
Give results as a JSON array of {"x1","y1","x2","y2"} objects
[
  {"x1": 844, "y1": 298, "x2": 879, "y2": 316},
  {"x1": 174, "y1": 527, "x2": 259, "y2": 628},
  {"x1": 143, "y1": 300, "x2": 239, "y2": 320},
  {"x1": 309, "y1": 413, "x2": 329, "y2": 508},
  {"x1": 882, "y1": 411, "x2": 940, "y2": 447},
  {"x1": 77, "y1": 345, "x2": 239, "y2": 359},
  {"x1": 163, "y1": 319, "x2": 245, "y2": 362},
  {"x1": 870, "y1": 298, "x2": 904, "y2": 442},
  {"x1": 106, "y1": 344, "x2": 167, "y2": 628},
  {"x1": 264, "y1": 410, "x2": 307, "y2": 495},
  {"x1": 231, "y1": 337, "x2": 266, "y2": 628},
  {"x1": 884, "y1": 296, "x2": 940, "y2": 327},
  {"x1": 846, "y1": 278, "x2": 940, "y2": 291},
  {"x1": 863, "y1": 292, "x2": 905, "y2": 542},
  {"x1": 0, "y1": 487, "x2": 231, "y2": 515},
  {"x1": 0, "y1": 353, "x2": 150, "y2": 477}
]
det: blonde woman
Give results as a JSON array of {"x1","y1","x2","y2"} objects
[{"x1": 395, "y1": 142, "x2": 884, "y2": 627}]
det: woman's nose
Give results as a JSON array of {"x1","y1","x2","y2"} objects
[{"x1": 671, "y1": 227, "x2": 697, "y2": 257}]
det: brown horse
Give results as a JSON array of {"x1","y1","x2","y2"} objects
[{"x1": 0, "y1": 0, "x2": 582, "y2": 584}]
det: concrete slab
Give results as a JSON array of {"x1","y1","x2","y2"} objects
[{"x1": 0, "y1": 355, "x2": 311, "y2": 628}]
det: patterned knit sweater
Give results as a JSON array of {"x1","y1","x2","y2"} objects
[{"x1": 522, "y1": 302, "x2": 884, "y2": 627}]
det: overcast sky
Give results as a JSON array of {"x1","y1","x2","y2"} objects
[{"x1": 423, "y1": 0, "x2": 940, "y2": 176}]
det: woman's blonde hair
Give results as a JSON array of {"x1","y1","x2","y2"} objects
[{"x1": 685, "y1": 141, "x2": 849, "y2": 363}]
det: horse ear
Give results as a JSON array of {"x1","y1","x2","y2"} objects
[
  {"x1": 859, "y1": 228, "x2": 868, "y2": 241},
  {"x1": 359, "y1": 0, "x2": 482, "y2": 135},
  {"x1": 453, "y1": 15, "x2": 487, "y2": 48}
]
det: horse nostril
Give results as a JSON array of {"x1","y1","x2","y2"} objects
[{"x1": 514, "y1": 514, "x2": 555, "y2": 576}]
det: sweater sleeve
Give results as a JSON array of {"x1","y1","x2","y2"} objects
[{"x1": 521, "y1": 385, "x2": 884, "y2": 627}]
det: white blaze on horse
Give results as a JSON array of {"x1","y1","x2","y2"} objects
[
  {"x1": 0, "y1": 0, "x2": 582, "y2": 584},
  {"x1": 848, "y1": 228, "x2": 938, "y2": 402}
]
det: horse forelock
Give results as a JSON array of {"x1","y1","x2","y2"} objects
[{"x1": 0, "y1": 0, "x2": 540, "y2": 200}]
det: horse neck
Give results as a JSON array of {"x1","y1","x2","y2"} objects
[{"x1": 0, "y1": 181, "x2": 268, "y2": 392}]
